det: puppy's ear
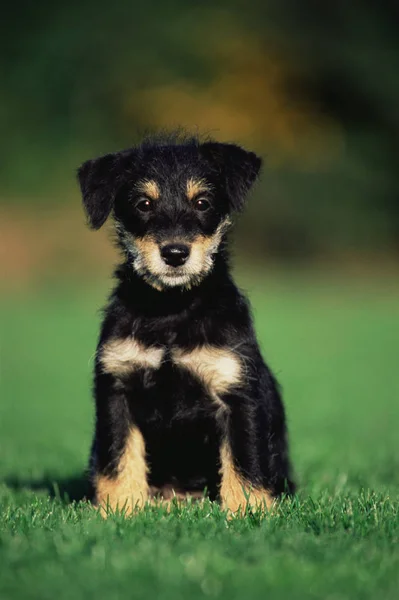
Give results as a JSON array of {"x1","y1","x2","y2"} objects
[
  {"x1": 77, "y1": 152, "x2": 124, "y2": 229},
  {"x1": 200, "y1": 142, "x2": 262, "y2": 211}
]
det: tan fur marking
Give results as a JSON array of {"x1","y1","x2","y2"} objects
[
  {"x1": 172, "y1": 345, "x2": 242, "y2": 396},
  {"x1": 100, "y1": 337, "x2": 164, "y2": 376},
  {"x1": 133, "y1": 236, "x2": 161, "y2": 271},
  {"x1": 219, "y1": 440, "x2": 273, "y2": 515},
  {"x1": 136, "y1": 179, "x2": 160, "y2": 200},
  {"x1": 95, "y1": 426, "x2": 149, "y2": 516},
  {"x1": 189, "y1": 217, "x2": 231, "y2": 263},
  {"x1": 186, "y1": 177, "x2": 211, "y2": 201},
  {"x1": 121, "y1": 219, "x2": 231, "y2": 291}
]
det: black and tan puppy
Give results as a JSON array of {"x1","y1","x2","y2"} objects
[{"x1": 78, "y1": 133, "x2": 295, "y2": 516}]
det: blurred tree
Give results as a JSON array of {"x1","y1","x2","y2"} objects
[
  {"x1": 1, "y1": 0, "x2": 399, "y2": 260},
  {"x1": 245, "y1": 0, "x2": 399, "y2": 254}
]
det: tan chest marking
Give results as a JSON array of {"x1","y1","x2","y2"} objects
[
  {"x1": 100, "y1": 337, "x2": 164, "y2": 376},
  {"x1": 172, "y1": 345, "x2": 242, "y2": 396}
]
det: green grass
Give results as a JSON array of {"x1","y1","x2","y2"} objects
[{"x1": 1, "y1": 273, "x2": 399, "y2": 599}]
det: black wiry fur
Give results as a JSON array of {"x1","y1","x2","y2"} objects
[{"x1": 78, "y1": 132, "x2": 295, "y2": 513}]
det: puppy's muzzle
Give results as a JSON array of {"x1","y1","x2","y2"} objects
[{"x1": 161, "y1": 244, "x2": 190, "y2": 267}]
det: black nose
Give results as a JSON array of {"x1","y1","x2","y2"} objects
[{"x1": 161, "y1": 244, "x2": 190, "y2": 267}]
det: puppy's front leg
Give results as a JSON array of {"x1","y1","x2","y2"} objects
[
  {"x1": 91, "y1": 372, "x2": 149, "y2": 516},
  {"x1": 218, "y1": 400, "x2": 274, "y2": 516}
]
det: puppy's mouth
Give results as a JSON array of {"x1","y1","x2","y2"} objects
[
  {"x1": 119, "y1": 219, "x2": 231, "y2": 290},
  {"x1": 162, "y1": 268, "x2": 186, "y2": 277},
  {"x1": 159, "y1": 266, "x2": 190, "y2": 281},
  {"x1": 132, "y1": 239, "x2": 213, "y2": 290}
]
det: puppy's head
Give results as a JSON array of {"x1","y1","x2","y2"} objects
[{"x1": 78, "y1": 135, "x2": 261, "y2": 290}]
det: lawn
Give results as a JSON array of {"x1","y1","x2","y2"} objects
[{"x1": 1, "y1": 273, "x2": 398, "y2": 599}]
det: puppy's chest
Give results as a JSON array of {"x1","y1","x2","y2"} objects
[{"x1": 99, "y1": 336, "x2": 242, "y2": 399}]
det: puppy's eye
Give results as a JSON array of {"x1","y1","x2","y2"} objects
[
  {"x1": 194, "y1": 198, "x2": 211, "y2": 212},
  {"x1": 136, "y1": 198, "x2": 153, "y2": 213}
]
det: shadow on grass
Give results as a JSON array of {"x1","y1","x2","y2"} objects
[{"x1": 3, "y1": 474, "x2": 93, "y2": 503}]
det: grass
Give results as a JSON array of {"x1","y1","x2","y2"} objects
[{"x1": 1, "y1": 272, "x2": 399, "y2": 599}]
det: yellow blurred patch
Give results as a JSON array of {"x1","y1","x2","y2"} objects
[{"x1": 123, "y1": 14, "x2": 342, "y2": 169}]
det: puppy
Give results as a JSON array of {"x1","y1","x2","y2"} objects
[{"x1": 78, "y1": 133, "x2": 295, "y2": 516}]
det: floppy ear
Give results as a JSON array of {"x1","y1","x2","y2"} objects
[
  {"x1": 77, "y1": 152, "x2": 124, "y2": 229},
  {"x1": 200, "y1": 142, "x2": 262, "y2": 211}
]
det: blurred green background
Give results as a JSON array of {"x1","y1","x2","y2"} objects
[
  {"x1": 2, "y1": 0, "x2": 399, "y2": 287},
  {"x1": 1, "y1": 5, "x2": 399, "y2": 597}
]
